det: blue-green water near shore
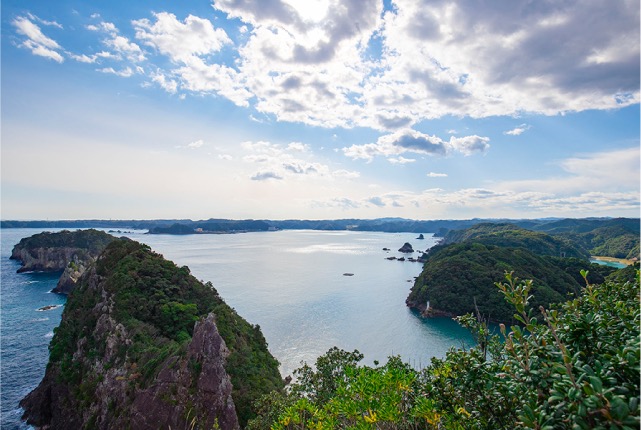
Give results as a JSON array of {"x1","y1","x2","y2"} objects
[{"x1": 1, "y1": 228, "x2": 473, "y2": 429}]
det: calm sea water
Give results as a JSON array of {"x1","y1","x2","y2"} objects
[{"x1": 1, "y1": 228, "x2": 473, "y2": 429}]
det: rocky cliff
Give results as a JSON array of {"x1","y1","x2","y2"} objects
[
  {"x1": 10, "y1": 229, "x2": 116, "y2": 293},
  {"x1": 20, "y1": 238, "x2": 283, "y2": 429}
]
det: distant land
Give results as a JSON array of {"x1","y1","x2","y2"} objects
[{"x1": 1, "y1": 216, "x2": 633, "y2": 236}]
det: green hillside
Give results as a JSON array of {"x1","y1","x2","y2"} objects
[
  {"x1": 442, "y1": 223, "x2": 588, "y2": 259},
  {"x1": 45, "y1": 239, "x2": 283, "y2": 426},
  {"x1": 406, "y1": 242, "x2": 602, "y2": 322}
]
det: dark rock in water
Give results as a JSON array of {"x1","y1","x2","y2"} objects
[
  {"x1": 416, "y1": 234, "x2": 424, "y2": 240},
  {"x1": 398, "y1": 242, "x2": 414, "y2": 253},
  {"x1": 386, "y1": 256, "x2": 397, "y2": 261},
  {"x1": 398, "y1": 257, "x2": 406, "y2": 261},
  {"x1": 382, "y1": 247, "x2": 390, "y2": 251},
  {"x1": 343, "y1": 273, "x2": 354, "y2": 276},
  {"x1": 36, "y1": 305, "x2": 61, "y2": 312}
]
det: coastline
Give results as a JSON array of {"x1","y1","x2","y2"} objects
[{"x1": 590, "y1": 255, "x2": 636, "y2": 266}]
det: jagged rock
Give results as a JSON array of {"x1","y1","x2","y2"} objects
[
  {"x1": 20, "y1": 239, "x2": 282, "y2": 429},
  {"x1": 398, "y1": 242, "x2": 414, "y2": 253},
  {"x1": 416, "y1": 234, "x2": 425, "y2": 240}
]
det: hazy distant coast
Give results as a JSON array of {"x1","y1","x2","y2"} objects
[{"x1": 2, "y1": 216, "x2": 633, "y2": 236}]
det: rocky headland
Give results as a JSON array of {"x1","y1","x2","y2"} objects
[
  {"x1": 10, "y1": 229, "x2": 116, "y2": 294},
  {"x1": 20, "y1": 238, "x2": 283, "y2": 429}
]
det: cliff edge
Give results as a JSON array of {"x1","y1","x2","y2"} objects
[
  {"x1": 10, "y1": 229, "x2": 116, "y2": 293},
  {"x1": 20, "y1": 238, "x2": 283, "y2": 429}
]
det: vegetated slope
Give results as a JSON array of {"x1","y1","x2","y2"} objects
[
  {"x1": 20, "y1": 239, "x2": 283, "y2": 429},
  {"x1": 533, "y1": 217, "x2": 640, "y2": 259},
  {"x1": 250, "y1": 272, "x2": 640, "y2": 429},
  {"x1": 407, "y1": 222, "x2": 634, "y2": 322},
  {"x1": 406, "y1": 242, "x2": 588, "y2": 322},
  {"x1": 10, "y1": 229, "x2": 116, "y2": 272},
  {"x1": 441, "y1": 223, "x2": 588, "y2": 259},
  {"x1": 10, "y1": 229, "x2": 118, "y2": 293}
]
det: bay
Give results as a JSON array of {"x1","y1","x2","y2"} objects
[{"x1": 1, "y1": 228, "x2": 473, "y2": 429}]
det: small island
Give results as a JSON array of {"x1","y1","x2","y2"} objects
[{"x1": 10, "y1": 229, "x2": 116, "y2": 294}]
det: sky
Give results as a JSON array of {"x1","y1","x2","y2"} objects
[{"x1": 1, "y1": 0, "x2": 639, "y2": 221}]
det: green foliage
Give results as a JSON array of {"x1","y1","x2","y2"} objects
[
  {"x1": 443, "y1": 223, "x2": 588, "y2": 259},
  {"x1": 538, "y1": 218, "x2": 640, "y2": 259},
  {"x1": 12, "y1": 229, "x2": 116, "y2": 254},
  {"x1": 407, "y1": 242, "x2": 584, "y2": 322},
  {"x1": 251, "y1": 272, "x2": 640, "y2": 429},
  {"x1": 47, "y1": 239, "x2": 283, "y2": 427}
]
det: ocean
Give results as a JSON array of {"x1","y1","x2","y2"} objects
[{"x1": 1, "y1": 228, "x2": 473, "y2": 429}]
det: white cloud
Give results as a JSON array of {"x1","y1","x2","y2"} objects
[
  {"x1": 150, "y1": 71, "x2": 178, "y2": 94},
  {"x1": 251, "y1": 171, "x2": 283, "y2": 181},
  {"x1": 343, "y1": 129, "x2": 490, "y2": 161},
  {"x1": 504, "y1": 124, "x2": 531, "y2": 136},
  {"x1": 287, "y1": 142, "x2": 309, "y2": 152},
  {"x1": 70, "y1": 53, "x2": 97, "y2": 63},
  {"x1": 13, "y1": 16, "x2": 64, "y2": 63},
  {"x1": 427, "y1": 172, "x2": 447, "y2": 177},
  {"x1": 388, "y1": 156, "x2": 415, "y2": 164},
  {"x1": 449, "y1": 135, "x2": 490, "y2": 156},
  {"x1": 500, "y1": 147, "x2": 640, "y2": 194},
  {"x1": 27, "y1": 13, "x2": 63, "y2": 29},
  {"x1": 97, "y1": 67, "x2": 134, "y2": 77},
  {"x1": 241, "y1": 139, "x2": 360, "y2": 181},
  {"x1": 133, "y1": 12, "x2": 231, "y2": 63},
  {"x1": 187, "y1": 139, "x2": 204, "y2": 149},
  {"x1": 12, "y1": 1, "x2": 640, "y2": 130},
  {"x1": 105, "y1": 35, "x2": 146, "y2": 62}
]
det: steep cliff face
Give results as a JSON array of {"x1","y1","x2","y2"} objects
[
  {"x1": 20, "y1": 239, "x2": 283, "y2": 429},
  {"x1": 10, "y1": 229, "x2": 116, "y2": 293}
]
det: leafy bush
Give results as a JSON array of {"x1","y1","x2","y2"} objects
[{"x1": 249, "y1": 271, "x2": 640, "y2": 429}]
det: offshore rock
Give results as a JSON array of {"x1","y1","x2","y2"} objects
[{"x1": 398, "y1": 242, "x2": 414, "y2": 253}]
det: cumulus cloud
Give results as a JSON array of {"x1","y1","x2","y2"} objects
[
  {"x1": 367, "y1": 196, "x2": 386, "y2": 207},
  {"x1": 504, "y1": 124, "x2": 531, "y2": 136},
  {"x1": 251, "y1": 171, "x2": 283, "y2": 181},
  {"x1": 97, "y1": 67, "x2": 134, "y2": 77},
  {"x1": 343, "y1": 129, "x2": 490, "y2": 161},
  {"x1": 13, "y1": 16, "x2": 64, "y2": 63},
  {"x1": 449, "y1": 135, "x2": 490, "y2": 156},
  {"x1": 187, "y1": 139, "x2": 204, "y2": 149},
  {"x1": 241, "y1": 139, "x2": 359, "y2": 181},
  {"x1": 70, "y1": 53, "x2": 97, "y2": 63},
  {"x1": 388, "y1": 156, "x2": 416, "y2": 164},
  {"x1": 133, "y1": 12, "x2": 231, "y2": 63},
  {"x1": 15, "y1": 1, "x2": 636, "y2": 131},
  {"x1": 311, "y1": 186, "x2": 638, "y2": 218}
]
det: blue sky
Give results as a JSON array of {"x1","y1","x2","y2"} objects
[{"x1": 2, "y1": 0, "x2": 639, "y2": 220}]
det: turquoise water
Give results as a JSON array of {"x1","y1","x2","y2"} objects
[
  {"x1": 590, "y1": 258, "x2": 627, "y2": 269},
  {"x1": 1, "y1": 228, "x2": 473, "y2": 429}
]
